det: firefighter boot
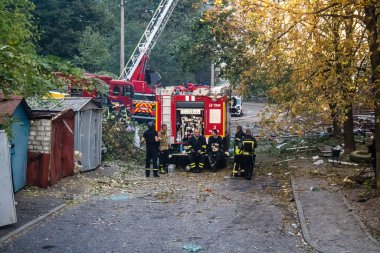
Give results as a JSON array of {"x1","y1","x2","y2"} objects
[
  {"x1": 231, "y1": 163, "x2": 238, "y2": 177},
  {"x1": 153, "y1": 169, "x2": 160, "y2": 178},
  {"x1": 159, "y1": 165, "x2": 167, "y2": 174},
  {"x1": 145, "y1": 169, "x2": 150, "y2": 178},
  {"x1": 198, "y1": 162, "x2": 204, "y2": 173}
]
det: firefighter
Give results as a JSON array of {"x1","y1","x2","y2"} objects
[
  {"x1": 232, "y1": 125, "x2": 246, "y2": 177},
  {"x1": 240, "y1": 129, "x2": 257, "y2": 180},
  {"x1": 368, "y1": 137, "x2": 376, "y2": 177},
  {"x1": 158, "y1": 124, "x2": 170, "y2": 174},
  {"x1": 187, "y1": 128, "x2": 207, "y2": 173},
  {"x1": 208, "y1": 129, "x2": 225, "y2": 170},
  {"x1": 141, "y1": 122, "x2": 160, "y2": 178}
]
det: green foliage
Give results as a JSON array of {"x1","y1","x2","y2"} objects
[
  {"x1": 32, "y1": 0, "x2": 208, "y2": 84},
  {"x1": 32, "y1": 0, "x2": 115, "y2": 59},
  {"x1": 150, "y1": 0, "x2": 211, "y2": 85},
  {"x1": 0, "y1": 1, "x2": 85, "y2": 97},
  {"x1": 102, "y1": 107, "x2": 143, "y2": 162},
  {"x1": 0, "y1": 117, "x2": 14, "y2": 140},
  {"x1": 74, "y1": 27, "x2": 112, "y2": 72}
]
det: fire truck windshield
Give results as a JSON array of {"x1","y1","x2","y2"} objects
[{"x1": 134, "y1": 94, "x2": 155, "y2": 101}]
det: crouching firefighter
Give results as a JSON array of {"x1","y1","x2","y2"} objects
[
  {"x1": 232, "y1": 125, "x2": 246, "y2": 177},
  {"x1": 141, "y1": 122, "x2": 160, "y2": 178},
  {"x1": 186, "y1": 128, "x2": 207, "y2": 173},
  {"x1": 241, "y1": 129, "x2": 257, "y2": 180},
  {"x1": 208, "y1": 129, "x2": 225, "y2": 170}
]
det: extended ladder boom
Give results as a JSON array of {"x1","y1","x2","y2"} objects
[{"x1": 119, "y1": 0, "x2": 179, "y2": 80}]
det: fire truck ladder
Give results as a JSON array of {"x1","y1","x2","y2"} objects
[{"x1": 119, "y1": 0, "x2": 179, "y2": 80}]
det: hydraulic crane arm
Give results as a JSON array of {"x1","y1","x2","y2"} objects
[{"x1": 119, "y1": 0, "x2": 179, "y2": 80}]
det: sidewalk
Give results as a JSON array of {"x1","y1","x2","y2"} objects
[
  {"x1": 0, "y1": 189, "x2": 66, "y2": 244},
  {"x1": 0, "y1": 164, "x2": 119, "y2": 245},
  {"x1": 292, "y1": 177, "x2": 380, "y2": 253}
]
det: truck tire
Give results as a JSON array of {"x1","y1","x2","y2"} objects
[{"x1": 349, "y1": 150, "x2": 371, "y2": 163}]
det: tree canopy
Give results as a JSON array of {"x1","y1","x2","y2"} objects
[
  {"x1": 191, "y1": 0, "x2": 380, "y2": 186},
  {"x1": 0, "y1": 0, "x2": 81, "y2": 96}
]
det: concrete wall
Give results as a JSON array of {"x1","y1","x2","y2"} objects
[{"x1": 28, "y1": 119, "x2": 51, "y2": 154}]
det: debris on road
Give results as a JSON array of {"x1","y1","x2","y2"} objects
[
  {"x1": 183, "y1": 244, "x2": 203, "y2": 252},
  {"x1": 309, "y1": 186, "x2": 320, "y2": 191},
  {"x1": 328, "y1": 160, "x2": 358, "y2": 166},
  {"x1": 313, "y1": 160, "x2": 324, "y2": 166},
  {"x1": 274, "y1": 158, "x2": 295, "y2": 165}
]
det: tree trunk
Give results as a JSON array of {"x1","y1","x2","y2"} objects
[
  {"x1": 375, "y1": 104, "x2": 380, "y2": 188},
  {"x1": 364, "y1": 2, "x2": 380, "y2": 189},
  {"x1": 343, "y1": 104, "x2": 355, "y2": 153},
  {"x1": 332, "y1": 116, "x2": 341, "y2": 137},
  {"x1": 330, "y1": 104, "x2": 341, "y2": 137}
]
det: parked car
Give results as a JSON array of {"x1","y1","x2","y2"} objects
[{"x1": 230, "y1": 96, "x2": 243, "y2": 116}]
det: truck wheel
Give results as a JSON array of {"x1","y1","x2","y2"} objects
[{"x1": 349, "y1": 150, "x2": 371, "y2": 163}]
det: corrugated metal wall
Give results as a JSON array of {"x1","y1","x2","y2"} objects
[
  {"x1": 75, "y1": 109, "x2": 102, "y2": 171},
  {"x1": 10, "y1": 105, "x2": 30, "y2": 192},
  {"x1": 0, "y1": 130, "x2": 17, "y2": 226}
]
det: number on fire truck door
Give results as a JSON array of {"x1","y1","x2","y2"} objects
[{"x1": 209, "y1": 109, "x2": 221, "y2": 123}]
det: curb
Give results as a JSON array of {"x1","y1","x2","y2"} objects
[
  {"x1": 0, "y1": 203, "x2": 67, "y2": 245},
  {"x1": 341, "y1": 194, "x2": 380, "y2": 247},
  {"x1": 290, "y1": 177, "x2": 324, "y2": 253}
]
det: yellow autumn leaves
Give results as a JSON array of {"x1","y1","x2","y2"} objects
[{"x1": 205, "y1": 0, "x2": 374, "y2": 134}]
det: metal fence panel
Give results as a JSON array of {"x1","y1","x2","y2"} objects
[
  {"x1": 79, "y1": 110, "x2": 102, "y2": 171},
  {"x1": 0, "y1": 131, "x2": 17, "y2": 226}
]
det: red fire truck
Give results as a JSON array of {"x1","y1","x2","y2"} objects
[
  {"x1": 155, "y1": 85, "x2": 231, "y2": 167},
  {"x1": 66, "y1": 73, "x2": 134, "y2": 112}
]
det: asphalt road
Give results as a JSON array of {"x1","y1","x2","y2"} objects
[
  {"x1": 0, "y1": 173, "x2": 309, "y2": 253},
  {"x1": 231, "y1": 102, "x2": 266, "y2": 123},
  {"x1": 0, "y1": 102, "x2": 312, "y2": 253}
]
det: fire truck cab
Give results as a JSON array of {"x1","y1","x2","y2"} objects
[
  {"x1": 156, "y1": 85, "x2": 231, "y2": 168},
  {"x1": 70, "y1": 74, "x2": 134, "y2": 111}
]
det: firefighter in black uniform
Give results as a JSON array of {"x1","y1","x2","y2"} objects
[
  {"x1": 232, "y1": 125, "x2": 246, "y2": 177},
  {"x1": 141, "y1": 122, "x2": 160, "y2": 178},
  {"x1": 368, "y1": 137, "x2": 376, "y2": 177},
  {"x1": 241, "y1": 129, "x2": 257, "y2": 180},
  {"x1": 186, "y1": 128, "x2": 207, "y2": 173},
  {"x1": 208, "y1": 129, "x2": 225, "y2": 170}
]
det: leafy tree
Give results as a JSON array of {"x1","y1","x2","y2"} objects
[
  {"x1": 74, "y1": 27, "x2": 112, "y2": 72},
  {"x1": 0, "y1": 0, "x2": 77, "y2": 96},
  {"x1": 32, "y1": 0, "x2": 115, "y2": 59},
  {"x1": 201, "y1": 0, "x2": 380, "y2": 186}
]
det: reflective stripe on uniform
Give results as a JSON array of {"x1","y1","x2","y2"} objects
[{"x1": 235, "y1": 148, "x2": 242, "y2": 155}]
